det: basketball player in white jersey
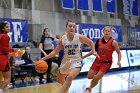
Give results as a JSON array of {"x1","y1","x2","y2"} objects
[{"x1": 42, "y1": 20, "x2": 98, "y2": 93}]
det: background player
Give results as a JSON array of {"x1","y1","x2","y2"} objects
[
  {"x1": 0, "y1": 22, "x2": 17, "y2": 93},
  {"x1": 82, "y1": 26, "x2": 122, "y2": 93}
]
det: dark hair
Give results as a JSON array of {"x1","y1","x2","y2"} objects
[
  {"x1": 66, "y1": 20, "x2": 75, "y2": 27},
  {"x1": 24, "y1": 46, "x2": 30, "y2": 50},
  {"x1": 0, "y1": 22, "x2": 8, "y2": 34},
  {"x1": 43, "y1": 28, "x2": 49, "y2": 35}
]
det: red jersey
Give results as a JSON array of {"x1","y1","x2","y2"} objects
[
  {"x1": 96, "y1": 38, "x2": 114, "y2": 61},
  {"x1": 0, "y1": 34, "x2": 14, "y2": 71},
  {"x1": 0, "y1": 34, "x2": 14, "y2": 54}
]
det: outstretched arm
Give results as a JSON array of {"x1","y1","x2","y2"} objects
[
  {"x1": 79, "y1": 35, "x2": 99, "y2": 59},
  {"x1": 82, "y1": 51, "x2": 93, "y2": 59}
]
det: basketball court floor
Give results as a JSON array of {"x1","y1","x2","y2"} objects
[{"x1": 6, "y1": 69, "x2": 140, "y2": 93}]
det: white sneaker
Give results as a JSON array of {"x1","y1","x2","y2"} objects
[{"x1": 6, "y1": 84, "x2": 13, "y2": 89}]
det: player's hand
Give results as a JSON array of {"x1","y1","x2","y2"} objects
[
  {"x1": 81, "y1": 56, "x2": 84, "y2": 59},
  {"x1": 93, "y1": 53, "x2": 100, "y2": 59},
  {"x1": 41, "y1": 57, "x2": 46, "y2": 61},
  {"x1": 117, "y1": 62, "x2": 121, "y2": 68},
  {"x1": 9, "y1": 52, "x2": 12, "y2": 56}
]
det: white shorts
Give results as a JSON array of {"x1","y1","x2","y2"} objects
[{"x1": 59, "y1": 58, "x2": 82, "y2": 74}]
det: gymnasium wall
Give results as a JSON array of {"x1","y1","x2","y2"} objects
[{"x1": 0, "y1": 0, "x2": 140, "y2": 47}]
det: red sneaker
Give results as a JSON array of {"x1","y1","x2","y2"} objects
[{"x1": 83, "y1": 87, "x2": 91, "y2": 93}]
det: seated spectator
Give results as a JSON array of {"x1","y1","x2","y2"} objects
[
  {"x1": 20, "y1": 46, "x2": 36, "y2": 77},
  {"x1": 21, "y1": 46, "x2": 33, "y2": 65}
]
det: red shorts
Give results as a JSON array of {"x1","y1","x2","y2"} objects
[
  {"x1": 0, "y1": 55, "x2": 10, "y2": 72},
  {"x1": 90, "y1": 61, "x2": 112, "y2": 73}
]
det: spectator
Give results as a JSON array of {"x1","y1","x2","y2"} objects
[
  {"x1": 20, "y1": 46, "x2": 36, "y2": 78},
  {"x1": 39, "y1": 27, "x2": 54, "y2": 83},
  {"x1": 21, "y1": 46, "x2": 33, "y2": 65}
]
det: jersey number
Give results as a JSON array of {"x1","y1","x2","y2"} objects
[
  {"x1": 102, "y1": 50, "x2": 105, "y2": 55},
  {"x1": 68, "y1": 49, "x2": 75, "y2": 55}
]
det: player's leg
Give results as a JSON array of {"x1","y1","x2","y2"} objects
[
  {"x1": 89, "y1": 62, "x2": 111, "y2": 89},
  {"x1": 0, "y1": 70, "x2": 11, "y2": 93},
  {"x1": 1, "y1": 70, "x2": 11, "y2": 89},
  {"x1": 87, "y1": 69, "x2": 98, "y2": 79},
  {"x1": 61, "y1": 67, "x2": 80, "y2": 93},
  {"x1": 84, "y1": 62, "x2": 111, "y2": 93},
  {"x1": 84, "y1": 61, "x2": 100, "y2": 93},
  {"x1": 0, "y1": 60, "x2": 11, "y2": 93},
  {"x1": 90, "y1": 71, "x2": 104, "y2": 88},
  {"x1": 57, "y1": 71, "x2": 67, "y2": 85},
  {"x1": 0, "y1": 71, "x2": 4, "y2": 93},
  {"x1": 83, "y1": 69, "x2": 98, "y2": 93},
  {"x1": 0, "y1": 72, "x2": 3, "y2": 82},
  {"x1": 46, "y1": 59, "x2": 53, "y2": 82},
  {"x1": 84, "y1": 70, "x2": 104, "y2": 93},
  {"x1": 0, "y1": 71, "x2": 3, "y2": 87}
]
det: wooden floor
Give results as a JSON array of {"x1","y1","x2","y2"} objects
[
  {"x1": 6, "y1": 83, "x2": 140, "y2": 93},
  {"x1": 6, "y1": 69, "x2": 140, "y2": 93},
  {"x1": 6, "y1": 83, "x2": 62, "y2": 93}
]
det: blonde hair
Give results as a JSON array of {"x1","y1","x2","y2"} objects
[{"x1": 103, "y1": 26, "x2": 112, "y2": 32}]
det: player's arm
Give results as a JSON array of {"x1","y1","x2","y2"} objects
[
  {"x1": 42, "y1": 39, "x2": 63, "y2": 61},
  {"x1": 79, "y1": 35, "x2": 98, "y2": 59},
  {"x1": 82, "y1": 51, "x2": 93, "y2": 59},
  {"x1": 112, "y1": 40, "x2": 122, "y2": 68}
]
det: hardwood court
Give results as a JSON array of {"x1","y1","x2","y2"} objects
[
  {"x1": 6, "y1": 83, "x2": 62, "y2": 93},
  {"x1": 6, "y1": 69, "x2": 140, "y2": 93}
]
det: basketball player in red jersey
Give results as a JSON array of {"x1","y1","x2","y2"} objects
[
  {"x1": 0, "y1": 22, "x2": 17, "y2": 93},
  {"x1": 82, "y1": 26, "x2": 122, "y2": 93}
]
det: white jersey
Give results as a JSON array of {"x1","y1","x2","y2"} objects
[
  {"x1": 60, "y1": 33, "x2": 82, "y2": 74},
  {"x1": 62, "y1": 33, "x2": 81, "y2": 59}
]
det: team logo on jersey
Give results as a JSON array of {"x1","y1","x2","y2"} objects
[{"x1": 65, "y1": 44, "x2": 78, "y2": 49}]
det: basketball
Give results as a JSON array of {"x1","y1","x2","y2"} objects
[{"x1": 35, "y1": 60, "x2": 48, "y2": 73}]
